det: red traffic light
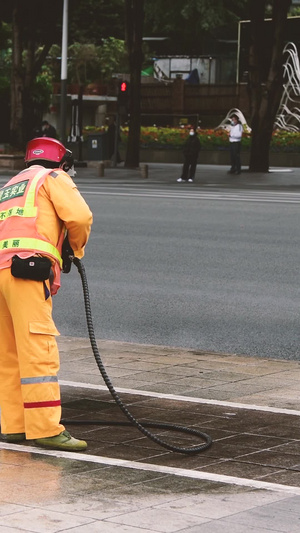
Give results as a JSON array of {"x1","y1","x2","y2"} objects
[
  {"x1": 120, "y1": 81, "x2": 128, "y2": 92},
  {"x1": 118, "y1": 80, "x2": 130, "y2": 107}
]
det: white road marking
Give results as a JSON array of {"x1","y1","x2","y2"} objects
[
  {"x1": 1, "y1": 441, "x2": 300, "y2": 495},
  {"x1": 59, "y1": 379, "x2": 300, "y2": 417},
  {"x1": 2, "y1": 380, "x2": 299, "y2": 494},
  {"x1": 78, "y1": 185, "x2": 300, "y2": 196},
  {"x1": 78, "y1": 189, "x2": 300, "y2": 204}
]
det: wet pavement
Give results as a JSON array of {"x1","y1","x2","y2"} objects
[{"x1": 2, "y1": 336, "x2": 300, "y2": 532}]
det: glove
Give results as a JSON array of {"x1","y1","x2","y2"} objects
[{"x1": 62, "y1": 235, "x2": 74, "y2": 273}]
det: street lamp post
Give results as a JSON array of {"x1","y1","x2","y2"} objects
[{"x1": 60, "y1": 0, "x2": 68, "y2": 145}]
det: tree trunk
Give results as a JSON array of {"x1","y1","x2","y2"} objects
[
  {"x1": 10, "y1": 5, "x2": 24, "y2": 149},
  {"x1": 248, "y1": 0, "x2": 291, "y2": 172},
  {"x1": 124, "y1": 0, "x2": 144, "y2": 168},
  {"x1": 23, "y1": 35, "x2": 52, "y2": 143},
  {"x1": 10, "y1": 3, "x2": 55, "y2": 149}
]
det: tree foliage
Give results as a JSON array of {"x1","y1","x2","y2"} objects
[
  {"x1": 0, "y1": 23, "x2": 11, "y2": 92},
  {"x1": 98, "y1": 38, "x2": 128, "y2": 81},
  {"x1": 0, "y1": 0, "x2": 62, "y2": 147},
  {"x1": 46, "y1": 38, "x2": 127, "y2": 86},
  {"x1": 0, "y1": 0, "x2": 125, "y2": 148},
  {"x1": 68, "y1": 0, "x2": 124, "y2": 44},
  {"x1": 144, "y1": 0, "x2": 248, "y2": 55}
]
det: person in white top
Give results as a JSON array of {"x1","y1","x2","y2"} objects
[{"x1": 228, "y1": 114, "x2": 243, "y2": 174}]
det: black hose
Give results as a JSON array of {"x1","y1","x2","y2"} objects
[{"x1": 61, "y1": 257, "x2": 212, "y2": 455}]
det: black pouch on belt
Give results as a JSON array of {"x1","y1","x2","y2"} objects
[{"x1": 11, "y1": 255, "x2": 52, "y2": 281}]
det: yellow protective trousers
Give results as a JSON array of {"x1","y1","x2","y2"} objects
[{"x1": 0, "y1": 267, "x2": 65, "y2": 439}]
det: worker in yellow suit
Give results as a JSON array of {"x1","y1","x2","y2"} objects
[{"x1": 0, "y1": 137, "x2": 93, "y2": 451}]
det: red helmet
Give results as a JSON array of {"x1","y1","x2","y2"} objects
[{"x1": 25, "y1": 137, "x2": 67, "y2": 164}]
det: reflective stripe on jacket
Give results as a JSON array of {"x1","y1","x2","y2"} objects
[{"x1": 0, "y1": 167, "x2": 64, "y2": 290}]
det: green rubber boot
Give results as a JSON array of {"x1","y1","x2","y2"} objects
[
  {"x1": 35, "y1": 430, "x2": 87, "y2": 451},
  {"x1": 1, "y1": 433, "x2": 26, "y2": 443}
]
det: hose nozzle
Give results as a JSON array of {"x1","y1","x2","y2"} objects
[{"x1": 62, "y1": 235, "x2": 74, "y2": 273}]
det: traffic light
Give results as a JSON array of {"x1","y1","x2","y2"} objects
[{"x1": 118, "y1": 80, "x2": 130, "y2": 107}]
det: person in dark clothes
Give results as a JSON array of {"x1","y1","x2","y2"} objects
[
  {"x1": 41, "y1": 120, "x2": 57, "y2": 139},
  {"x1": 177, "y1": 128, "x2": 201, "y2": 182},
  {"x1": 107, "y1": 117, "x2": 122, "y2": 164}
]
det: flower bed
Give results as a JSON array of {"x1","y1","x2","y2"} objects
[
  {"x1": 269, "y1": 130, "x2": 300, "y2": 152},
  {"x1": 138, "y1": 127, "x2": 233, "y2": 151},
  {"x1": 83, "y1": 126, "x2": 300, "y2": 152}
]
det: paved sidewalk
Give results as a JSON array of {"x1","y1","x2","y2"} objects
[
  {"x1": 1, "y1": 161, "x2": 300, "y2": 190},
  {"x1": 2, "y1": 336, "x2": 300, "y2": 532},
  {"x1": 82, "y1": 160, "x2": 300, "y2": 190}
]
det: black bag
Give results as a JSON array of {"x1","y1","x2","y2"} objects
[{"x1": 11, "y1": 255, "x2": 52, "y2": 281}]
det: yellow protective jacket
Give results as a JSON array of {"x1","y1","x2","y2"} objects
[{"x1": 0, "y1": 165, "x2": 93, "y2": 294}]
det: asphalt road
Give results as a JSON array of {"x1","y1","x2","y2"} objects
[{"x1": 53, "y1": 183, "x2": 300, "y2": 361}]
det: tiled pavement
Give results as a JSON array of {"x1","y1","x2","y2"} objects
[{"x1": 2, "y1": 336, "x2": 300, "y2": 532}]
